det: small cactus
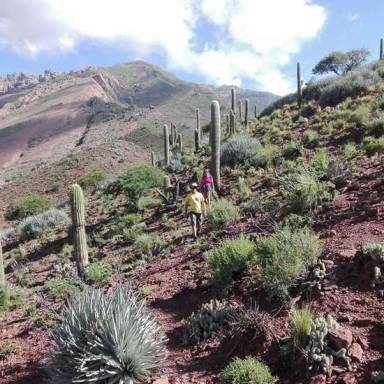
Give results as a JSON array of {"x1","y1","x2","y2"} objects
[
  {"x1": 210, "y1": 100, "x2": 221, "y2": 191},
  {"x1": 297, "y1": 62, "x2": 302, "y2": 107},
  {"x1": 163, "y1": 176, "x2": 171, "y2": 198},
  {"x1": 163, "y1": 124, "x2": 170, "y2": 167},
  {"x1": 70, "y1": 184, "x2": 89, "y2": 276},
  {"x1": 244, "y1": 98, "x2": 249, "y2": 128},
  {"x1": 151, "y1": 151, "x2": 156, "y2": 166},
  {"x1": 231, "y1": 87, "x2": 236, "y2": 114},
  {"x1": 380, "y1": 38, "x2": 384, "y2": 60},
  {"x1": 0, "y1": 240, "x2": 4, "y2": 287},
  {"x1": 177, "y1": 133, "x2": 183, "y2": 153}
]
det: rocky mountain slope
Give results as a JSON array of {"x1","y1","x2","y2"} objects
[{"x1": 0, "y1": 61, "x2": 278, "y2": 173}]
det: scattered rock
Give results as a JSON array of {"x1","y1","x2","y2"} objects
[
  {"x1": 329, "y1": 229, "x2": 337, "y2": 237},
  {"x1": 336, "y1": 249, "x2": 357, "y2": 260},
  {"x1": 328, "y1": 327, "x2": 353, "y2": 350},
  {"x1": 309, "y1": 374, "x2": 326, "y2": 384},
  {"x1": 341, "y1": 372, "x2": 357, "y2": 384},
  {"x1": 356, "y1": 335, "x2": 369, "y2": 350},
  {"x1": 352, "y1": 318, "x2": 373, "y2": 327},
  {"x1": 154, "y1": 376, "x2": 170, "y2": 384},
  {"x1": 338, "y1": 314, "x2": 352, "y2": 323},
  {"x1": 348, "y1": 343, "x2": 363, "y2": 362}
]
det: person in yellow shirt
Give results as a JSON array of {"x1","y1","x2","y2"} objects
[{"x1": 184, "y1": 182, "x2": 206, "y2": 239}]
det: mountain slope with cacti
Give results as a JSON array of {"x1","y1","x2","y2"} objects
[{"x1": 1, "y1": 60, "x2": 384, "y2": 384}]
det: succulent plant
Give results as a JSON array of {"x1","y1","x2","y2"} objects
[
  {"x1": 177, "y1": 133, "x2": 183, "y2": 153},
  {"x1": 211, "y1": 100, "x2": 221, "y2": 191},
  {"x1": 163, "y1": 175, "x2": 171, "y2": 198},
  {"x1": 297, "y1": 62, "x2": 303, "y2": 107},
  {"x1": 151, "y1": 151, "x2": 156, "y2": 166},
  {"x1": 194, "y1": 129, "x2": 200, "y2": 152},
  {"x1": 0, "y1": 240, "x2": 4, "y2": 287},
  {"x1": 244, "y1": 98, "x2": 249, "y2": 128},
  {"x1": 380, "y1": 38, "x2": 383, "y2": 60},
  {"x1": 196, "y1": 108, "x2": 200, "y2": 142},
  {"x1": 361, "y1": 242, "x2": 384, "y2": 287},
  {"x1": 163, "y1": 124, "x2": 170, "y2": 167},
  {"x1": 231, "y1": 87, "x2": 236, "y2": 114},
  {"x1": 49, "y1": 285, "x2": 167, "y2": 384},
  {"x1": 254, "y1": 105, "x2": 257, "y2": 118},
  {"x1": 238, "y1": 100, "x2": 242, "y2": 121},
  {"x1": 180, "y1": 299, "x2": 236, "y2": 345},
  {"x1": 230, "y1": 109, "x2": 236, "y2": 136},
  {"x1": 70, "y1": 184, "x2": 88, "y2": 276}
]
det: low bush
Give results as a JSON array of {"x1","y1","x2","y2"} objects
[
  {"x1": 221, "y1": 135, "x2": 261, "y2": 167},
  {"x1": 205, "y1": 235, "x2": 255, "y2": 285},
  {"x1": 78, "y1": 170, "x2": 108, "y2": 190},
  {"x1": 343, "y1": 143, "x2": 358, "y2": 159},
  {"x1": 5, "y1": 194, "x2": 51, "y2": 221},
  {"x1": 303, "y1": 129, "x2": 319, "y2": 147},
  {"x1": 0, "y1": 285, "x2": 22, "y2": 316},
  {"x1": 219, "y1": 357, "x2": 277, "y2": 384},
  {"x1": 18, "y1": 208, "x2": 70, "y2": 240},
  {"x1": 363, "y1": 136, "x2": 384, "y2": 155},
  {"x1": 106, "y1": 165, "x2": 163, "y2": 200},
  {"x1": 49, "y1": 286, "x2": 167, "y2": 383},
  {"x1": 137, "y1": 195, "x2": 162, "y2": 211},
  {"x1": 85, "y1": 262, "x2": 112, "y2": 284},
  {"x1": 279, "y1": 167, "x2": 334, "y2": 213},
  {"x1": 310, "y1": 150, "x2": 329, "y2": 175},
  {"x1": 368, "y1": 118, "x2": 384, "y2": 137},
  {"x1": 254, "y1": 227, "x2": 321, "y2": 300},
  {"x1": 282, "y1": 140, "x2": 304, "y2": 160},
  {"x1": 289, "y1": 306, "x2": 312, "y2": 347},
  {"x1": 120, "y1": 213, "x2": 141, "y2": 226},
  {"x1": 251, "y1": 144, "x2": 279, "y2": 168},
  {"x1": 134, "y1": 234, "x2": 160, "y2": 257},
  {"x1": 208, "y1": 199, "x2": 239, "y2": 229}
]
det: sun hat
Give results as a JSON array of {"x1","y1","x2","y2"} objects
[{"x1": 191, "y1": 182, "x2": 198, "y2": 188}]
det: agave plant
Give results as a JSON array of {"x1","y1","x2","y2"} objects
[{"x1": 49, "y1": 285, "x2": 167, "y2": 384}]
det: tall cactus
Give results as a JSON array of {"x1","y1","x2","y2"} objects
[
  {"x1": 194, "y1": 129, "x2": 200, "y2": 152},
  {"x1": 231, "y1": 87, "x2": 236, "y2": 114},
  {"x1": 0, "y1": 240, "x2": 4, "y2": 287},
  {"x1": 380, "y1": 38, "x2": 384, "y2": 60},
  {"x1": 226, "y1": 114, "x2": 230, "y2": 135},
  {"x1": 238, "y1": 100, "x2": 242, "y2": 122},
  {"x1": 163, "y1": 124, "x2": 170, "y2": 167},
  {"x1": 244, "y1": 99, "x2": 249, "y2": 128},
  {"x1": 297, "y1": 62, "x2": 302, "y2": 107},
  {"x1": 196, "y1": 108, "x2": 200, "y2": 142},
  {"x1": 254, "y1": 105, "x2": 257, "y2": 118},
  {"x1": 70, "y1": 184, "x2": 89, "y2": 276},
  {"x1": 210, "y1": 100, "x2": 221, "y2": 191},
  {"x1": 177, "y1": 133, "x2": 183, "y2": 153},
  {"x1": 229, "y1": 109, "x2": 236, "y2": 136},
  {"x1": 151, "y1": 151, "x2": 156, "y2": 166},
  {"x1": 163, "y1": 175, "x2": 171, "y2": 199}
]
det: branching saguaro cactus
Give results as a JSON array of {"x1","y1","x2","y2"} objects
[
  {"x1": 0, "y1": 240, "x2": 4, "y2": 287},
  {"x1": 163, "y1": 124, "x2": 170, "y2": 167},
  {"x1": 229, "y1": 109, "x2": 236, "y2": 136},
  {"x1": 231, "y1": 87, "x2": 236, "y2": 114},
  {"x1": 211, "y1": 100, "x2": 221, "y2": 191},
  {"x1": 70, "y1": 184, "x2": 89, "y2": 276},
  {"x1": 177, "y1": 133, "x2": 183, "y2": 153},
  {"x1": 297, "y1": 62, "x2": 303, "y2": 107},
  {"x1": 244, "y1": 99, "x2": 249, "y2": 128},
  {"x1": 151, "y1": 151, "x2": 156, "y2": 166},
  {"x1": 380, "y1": 38, "x2": 384, "y2": 60}
]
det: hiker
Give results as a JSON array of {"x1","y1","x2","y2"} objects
[
  {"x1": 200, "y1": 168, "x2": 214, "y2": 214},
  {"x1": 184, "y1": 182, "x2": 205, "y2": 239}
]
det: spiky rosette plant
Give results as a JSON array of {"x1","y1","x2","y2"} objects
[{"x1": 49, "y1": 285, "x2": 167, "y2": 384}]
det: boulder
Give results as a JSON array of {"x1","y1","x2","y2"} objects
[
  {"x1": 328, "y1": 327, "x2": 353, "y2": 350},
  {"x1": 348, "y1": 343, "x2": 363, "y2": 362}
]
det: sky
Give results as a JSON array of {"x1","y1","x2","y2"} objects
[{"x1": 0, "y1": 0, "x2": 383, "y2": 95}]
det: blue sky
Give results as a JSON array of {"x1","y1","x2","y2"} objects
[{"x1": 0, "y1": 0, "x2": 383, "y2": 95}]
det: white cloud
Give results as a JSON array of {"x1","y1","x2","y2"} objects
[
  {"x1": 347, "y1": 13, "x2": 360, "y2": 23},
  {"x1": 0, "y1": 0, "x2": 327, "y2": 94}
]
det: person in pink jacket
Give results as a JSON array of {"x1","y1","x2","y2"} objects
[{"x1": 200, "y1": 168, "x2": 214, "y2": 214}]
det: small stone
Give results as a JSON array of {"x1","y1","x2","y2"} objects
[
  {"x1": 329, "y1": 229, "x2": 337, "y2": 237},
  {"x1": 352, "y1": 318, "x2": 373, "y2": 327},
  {"x1": 337, "y1": 249, "x2": 357, "y2": 259},
  {"x1": 154, "y1": 376, "x2": 170, "y2": 384},
  {"x1": 348, "y1": 343, "x2": 364, "y2": 362},
  {"x1": 341, "y1": 372, "x2": 357, "y2": 384},
  {"x1": 328, "y1": 327, "x2": 353, "y2": 350},
  {"x1": 309, "y1": 374, "x2": 326, "y2": 384},
  {"x1": 338, "y1": 314, "x2": 352, "y2": 323},
  {"x1": 356, "y1": 336, "x2": 369, "y2": 350}
]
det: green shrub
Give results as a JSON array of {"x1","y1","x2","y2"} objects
[
  {"x1": 254, "y1": 227, "x2": 321, "y2": 300},
  {"x1": 282, "y1": 140, "x2": 304, "y2": 160},
  {"x1": 310, "y1": 150, "x2": 329, "y2": 174},
  {"x1": 251, "y1": 144, "x2": 279, "y2": 168},
  {"x1": 279, "y1": 167, "x2": 334, "y2": 213},
  {"x1": 49, "y1": 286, "x2": 167, "y2": 383},
  {"x1": 368, "y1": 118, "x2": 384, "y2": 137},
  {"x1": 237, "y1": 177, "x2": 252, "y2": 198},
  {"x1": 221, "y1": 135, "x2": 261, "y2": 167},
  {"x1": 5, "y1": 194, "x2": 51, "y2": 221},
  {"x1": 362, "y1": 242, "x2": 384, "y2": 261},
  {"x1": 208, "y1": 199, "x2": 239, "y2": 228},
  {"x1": 343, "y1": 143, "x2": 358, "y2": 159},
  {"x1": 85, "y1": 262, "x2": 112, "y2": 284},
  {"x1": 78, "y1": 170, "x2": 108, "y2": 189},
  {"x1": 135, "y1": 234, "x2": 160, "y2": 256},
  {"x1": 206, "y1": 235, "x2": 255, "y2": 285},
  {"x1": 289, "y1": 306, "x2": 312, "y2": 347},
  {"x1": 303, "y1": 129, "x2": 319, "y2": 147},
  {"x1": 121, "y1": 224, "x2": 145, "y2": 242},
  {"x1": 137, "y1": 195, "x2": 162, "y2": 211},
  {"x1": 219, "y1": 357, "x2": 277, "y2": 384},
  {"x1": 0, "y1": 285, "x2": 22, "y2": 316},
  {"x1": 363, "y1": 136, "x2": 384, "y2": 155},
  {"x1": 106, "y1": 165, "x2": 163, "y2": 200},
  {"x1": 120, "y1": 213, "x2": 141, "y2": 226},
  {"x1": 45, "y1": 277, "x2": 82, "y2": 300}
]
